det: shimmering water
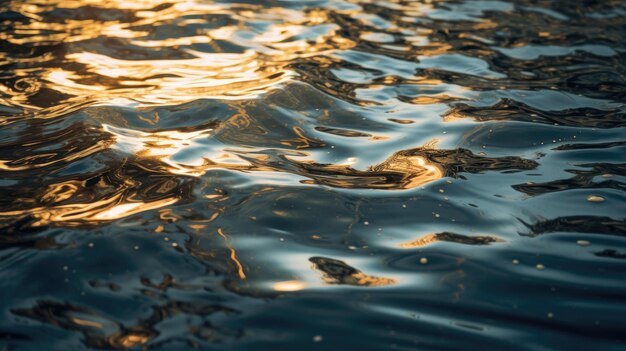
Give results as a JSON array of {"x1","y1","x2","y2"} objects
[{"x1": 1, "y1": 0, "x2": 625, "y2": 350}]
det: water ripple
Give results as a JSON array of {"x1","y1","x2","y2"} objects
[{"x1": 0, "y1": 0, "x2": 625, "y2": 350}]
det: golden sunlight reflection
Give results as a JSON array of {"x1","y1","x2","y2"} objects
[
  {"x1": 400, "y1": 233, "x2": 504, "y2": 248},
  {"x1": 399, "y1": 233, "x2": 440, "y2": 248},
  {"x1": 70, "y1": 317, "x2": 104, "y2": 329},
  {"x1": 48, "y1": 49, "x2": 293, "y2": 106},
  {"x1": 92, "y1": 200, "x2": 177, "y2": 220},
  {"x1": 0, "y1": 0, "x2": 468, "y2": 230},
  {"x1": 114, "y1": 334, "x2": 151, "y2": 349},
  {"x1": 286, "y1": 140, "x2": 445, "y2": 190},
  {"x1": 310, "y1": 257, "x2": 397, "y2": 287},
  {"x1": 103, "y1": 123, "x2": 257, "y2": 176},
  {"x1": 217, "y1": 228, "x2": 246, "y2": 280},
  {"x1": 0, "y1": 196, "x2": 178, "y2": 226},
  {"x1": 3, "y1": 0, "x2": 357, "y2": 114},
  {"x1": 2, "y1": 0, "x2": 622, "y2": 346},
  {"x1": 272, "y1": 280, "x2": 307, "y2": 292},
  {"x1": 104, "y1": 121, "x2": 445, "y2": 190}
]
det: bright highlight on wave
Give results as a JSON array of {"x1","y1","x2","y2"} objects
[{"x1": 1, "y1": 0, "x2": 355, "y2": 115}]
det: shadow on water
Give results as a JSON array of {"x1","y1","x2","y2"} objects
[{"x1": 0, "y1": 0, "x2": 625, "y2": 350}]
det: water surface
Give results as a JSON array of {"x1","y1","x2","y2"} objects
[{"x1": 1, "y1": 0, "x2": 625, "y2": 350}]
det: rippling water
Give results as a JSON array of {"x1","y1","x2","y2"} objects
[{"x1": 1, "y1": 0, "x2": 625, "y2": 350}]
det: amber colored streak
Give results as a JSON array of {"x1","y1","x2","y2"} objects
[
  {"x1": 319, "y1": 270, "x2": 397, "y2": 287},
  {"x1": 14, "y1": 0, "x2": 186, "y2": 11},
  {"x1": 71, "y1": 318, "x2": 104, "y2": 328},
  {"x1": 0, "y1": 139, "x2": 112, "y2": 171},
  {"x1": 0, "y1": 19, "x2": 149, "y2": 45},
  {"x1": 3, "y1": 1, "x2": 358, "y2": 115},
  {"x1": 310, "y1": 256, "x2": 397, "y2": 287},
  {"x1": 399, "y1": 233, "x2": 440, "y2": 248},
  {"x1": 409, "y1": 94, "x2": 468, "y2": 105},
  {"x1": 4, "y1": 1, "x2": 238, "y2": 45},
  {"x1": 371, "y1": 153, "x2": 444, "y2": 188},
  {"x1": 350, "y1": 272, "x2": 397, "y2": 287},
  {"x1": 0, "y1": 194, "x2": 178, "y2": 226},
  {"x1": 103, "y1": 133, "x2": 446, "y2": 189},
  {"x1": 113, "y1": 334, "x2": 150, "y2": 349},
  {"x1": 442, "y1": 111, "x2": 467, "y2": 123},
  {"x1": 400, "y1": 233, "x2": 504, "y2": 248},
  {"x1": 282, "y1": 151, "x2": 444, "y2": 190},
  {"x1": 92, "y1": 199, "x2": 178, "y2": 220},
  {"x1": 103, "y1": 123, "x2": 213, "y2": 157},
  {"x1": 129, "y1": 36, "x2": 212, "y2": 48},
  {"x1": 103, "y1": 124, "x2": 446, "y2": 190},
  {"x1": 41, "y1": 181, "x2": 81, "y2": 203},
  {"x1": 103, "y1": 120, "x2": 292, "y2": 179},
  {"x1": 103, "y1": 124, "x2": 258, "y2": 177},
  {"x1": 217, "y1": 228, "x2": 246, "y2": 280},
  {"x1": 48, "y1": 50, "x2": 293, "y2": 106},
  {"x1": 280, "y1": 126, "x2": 326, "y2": 149}
]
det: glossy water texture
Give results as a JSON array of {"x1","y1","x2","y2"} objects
[{"x1": 1, "y1": 0, "x2": 625, "y2": 350}]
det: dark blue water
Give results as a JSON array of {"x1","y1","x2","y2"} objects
[{"x1": 0, "y1": 0, "x2": 625, "y2": 350}]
